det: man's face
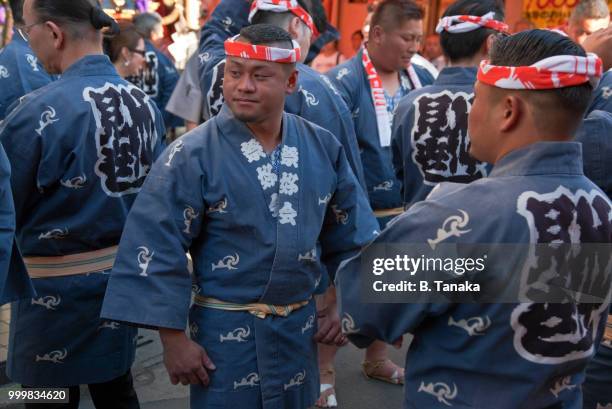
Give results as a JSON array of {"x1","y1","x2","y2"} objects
[
  {"x1": 423, "y1": 35, "x2": 441, "y2": 59},
  {"x1": 22, "y1": 0, "x2": 57, "y2": 73},
  {"x1": 374, "y1": 18, "x2": 423, "y2": 71},
  {"x1": 468, "y1": 81, "x2": 500, "y2": 163},
  {"x1": 568, "y1": 16, "x2": 610, "y2": 44},
  {"x1": 223, "y1": 55, "x2": 295, "y2": 124},
  {"x1": 293, "y1": 20, "x2": 312, "y2": 63}
]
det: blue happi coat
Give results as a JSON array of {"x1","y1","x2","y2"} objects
[
  {"x1": 0, "y1": 55, "x2": 166, "y2": 386},
  {"x1": 101, "y1": 104, "x2": 378, "y2": 409},
  {"x1": 130, "y1": 40, "x2": 183, "y2": 128},
  {"x1": 587, "y1": 70, "x2": 612, "y2": 116},
  {"x1": 327, "y1": 51, "x2": 434, "y2": 220},
  {"x1": 576, "y1": 111, "x2": 612, "y2": 409},
  {"x1": 392, "y1": 67, "x2": 491, "y2": 207},
  {"x1": 337, "y1": 142, "x2": 612, "y2": 409},
  {"x1": 0, "y1": 143, "x2": 33, "y2": 305},
  {"x1": 198, "y1": 0, "x2": 366, "y2": 189},
  {"x1": 0, "y1": 29, "x2": 55, "y2": 120}
]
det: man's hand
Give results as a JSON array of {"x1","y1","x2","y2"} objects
[
  {"x1": 583, "y1": 26, "x2": 612, "y2": 71},
  {"x1": 159, "y1": 328, "x2": 216, "y2": 386},
  {"x1": 314, "y1": 296, "x2": 348, "y2": 346}
]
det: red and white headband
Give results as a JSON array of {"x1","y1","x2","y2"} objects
[
  {"x1": 249, "y1": 0, "x2": 319, "y2": 37},
  {"x1": 436, "y1": 11, "x2": 508, "y2": 34},
  {"x1": 224, "y1": 35, "x2": 301, "y2": 63},
  {"x1": 477, "y1": 53, "x2": 603, "y2": 90}
]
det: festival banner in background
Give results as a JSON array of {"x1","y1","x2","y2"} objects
[{"x1": 523, "y1": 0, "x2": 612, "y2": 29}]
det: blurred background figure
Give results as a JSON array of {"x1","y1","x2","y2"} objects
[
  {"x1": 566, "y1": 0, "x2": 610, "y2": 44},
  {"x1": 350, "y1": 29, "x2": 364, "y2": 55},
  {"x1": 311, "y1": 40, "x2": 346, "y2": 73},
  {"x1": 0, "y1": 0, "x2": 54, "y2": 120},
  {"x1": 421, "y1": 33, "x2": 445, "y2": 70},
  {"x1": 103, "y1": 21, "x2": 147, "y2": 79},
  {"x1": 133, "y1": 11, "x2": 184, "y2": 135}
]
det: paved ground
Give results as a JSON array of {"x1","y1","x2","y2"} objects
[{"x1": 0, "y1": 330, "x2": 409, "y2": 408}]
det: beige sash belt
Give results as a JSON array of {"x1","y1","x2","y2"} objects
[
  {"x1": 373, "y1": 207, "x2": 404, "y2": 218},
  {"x1": 24, "y1": 246, "x2": 118, "y2": 278},
  {"x1": 193, "y1": 295, "x2": 309, "y2": 319}
]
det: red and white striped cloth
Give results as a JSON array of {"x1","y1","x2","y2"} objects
[
  {"x1": 477, "y1": 53, "x2": 603, "y2": 90},
  {"x1": 436, "y1": 11, "x2": 508, "y2": 34},
  {"x1": 224, "y1": 34, "x2": 301, "y2": 63},
  {"x1": 248, "y1": 0, "x2": 319, "y2": 36}
]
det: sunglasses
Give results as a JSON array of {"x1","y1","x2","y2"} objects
[{"x1": 130, "y1": 48, "x2": 146, "y2": 57}]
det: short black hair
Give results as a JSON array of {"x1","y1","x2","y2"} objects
[
  {"x1": 490, "y1": 29, "x2": 593, "y2": 120},
  {"x1": 250, "y1": 0, "x2": 322, "y2": 33},
  {"x1": 32, "y1": 0, "x2": 119, "y2": 36},
  {"x1": 239, "y1": 23, "x2": 294, "y2": 48},
  {"x1": 370, "y1": 0, "x2": 424, "y2": 32},
  {"x1": 440, "y1": 0, "x2": 505, "y2": 61},
  {"x1": 9, "y1": 0, "x2": 24, "y2": 25}
]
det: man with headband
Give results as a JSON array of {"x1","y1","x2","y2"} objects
[
  {"x1": 102, "y1": 23, "x2": 378, "y2": 409},
  {"x1": 198, "y1": 0, "x2": 366, "y2": 189},
  {"x1": 336, "y1": 29, "x2": 612, "y2": 408},
  {"x1": 392, "y1": 0, "x2": 505, "y2": 207}
]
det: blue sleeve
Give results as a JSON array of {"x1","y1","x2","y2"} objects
[
  {"x1": 326, "y1": 65, "x2": 357, "y2": 113},
  {"x1": 101, "y1": 137, "x2": 205, "y2": 330},
  {"x1": 158, "y1": 54, "x2": 184, "y2": 128},
  {"x1": 0, "y1": 101, "x2": 44, "y2": 227},
  {"x1": 335, "y1": 205, "x2": 449, "y2": 348},
  {"x1": 575, "y1": 110, "x2": 612, "y2": 197},
  {"x1": 0, "y1": 143, "x2": 35, "y2": 305},
  {"x1": 391, "y1": 97, "x2": 413, "y2": 204},
  {"x1": 320, "y1": 144, "x2": 378, "y2": 282}
]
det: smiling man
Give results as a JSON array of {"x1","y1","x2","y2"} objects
[{"x1": 101, "y1": 23, "x2": 378, "y2": 409}]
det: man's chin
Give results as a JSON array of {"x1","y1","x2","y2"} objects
[{"x1": 232, "y1": 110, "x2": 261, "y2": 123}]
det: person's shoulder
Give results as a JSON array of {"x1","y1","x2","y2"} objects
[
  {"x1": 285, "y1": 111, "x2": 340, "y2": 146},
  {"x1": 327, "y1": 55, "x2": 360, "y2": 82},
  {"x1": 577, "y1": 109, "x2": 612, "y2": 141},
  {"x1": 411, "y1": 63, "x2": 436, "y2": 85}
]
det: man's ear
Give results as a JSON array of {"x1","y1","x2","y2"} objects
[
  {"x1": 46, "y1": 21, "x2": 65, "y2": 51},
  {"x1": 483, "y1": 33, "x2": 497, "y2": 56},
  {"x1": 499, "y1": 94, "x2": 523, "y2": 133},
  {"x1": 285, "y1": 68, "x2": 299, "y2": 94},
  {"x1": 287, "y1": 16, "x2": 302, "y2": 39},
  {"x1": 369, "y1": 25, "x2": 384, "y2": 45}
]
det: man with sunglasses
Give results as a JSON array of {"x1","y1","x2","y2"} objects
[{"x1": 0, "y1": 0, "x2": 54, "y2": 120}]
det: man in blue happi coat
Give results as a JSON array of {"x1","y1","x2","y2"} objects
[
  {"x1": 0, "y1": 0, "x2": 54, "y2": 120},
  {"x1": 327, "y1": 0, "x2": 434, "y2": 229},
  {"x1": 198, "y1": 0, "x2": 366, "y2": 190},
  {"x1": 101, "y1": 24, "x2": 379, "y2": 409},
  {"x1": 1, "y1": 0, "x2": 166, "y2": 407},
  {"x1": 392, "y1": 0, "x2": 506, "y2": 207},
  {"x1": 337, "y1": 29, "x2": 612, "y2": 409}
]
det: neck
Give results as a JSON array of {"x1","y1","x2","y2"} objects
[
  {"x1": 114, "y1": 61, "x2": 130, "y2": 78},
  {"x1": 493, "y1": 132, "x2": 573, "y2": 164},
  {"x1": 367, "y1": 44, "x2": 395, "y2": 75},
  {"x1": 246, "y1": 114, "x2": 284, "y2": 153},
  {"x1": 59, "y1": 38, "x2": 104, "y2": 73},
  {"x1": 448, "y1": 54, "x2": 485, "y2": 68}
]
